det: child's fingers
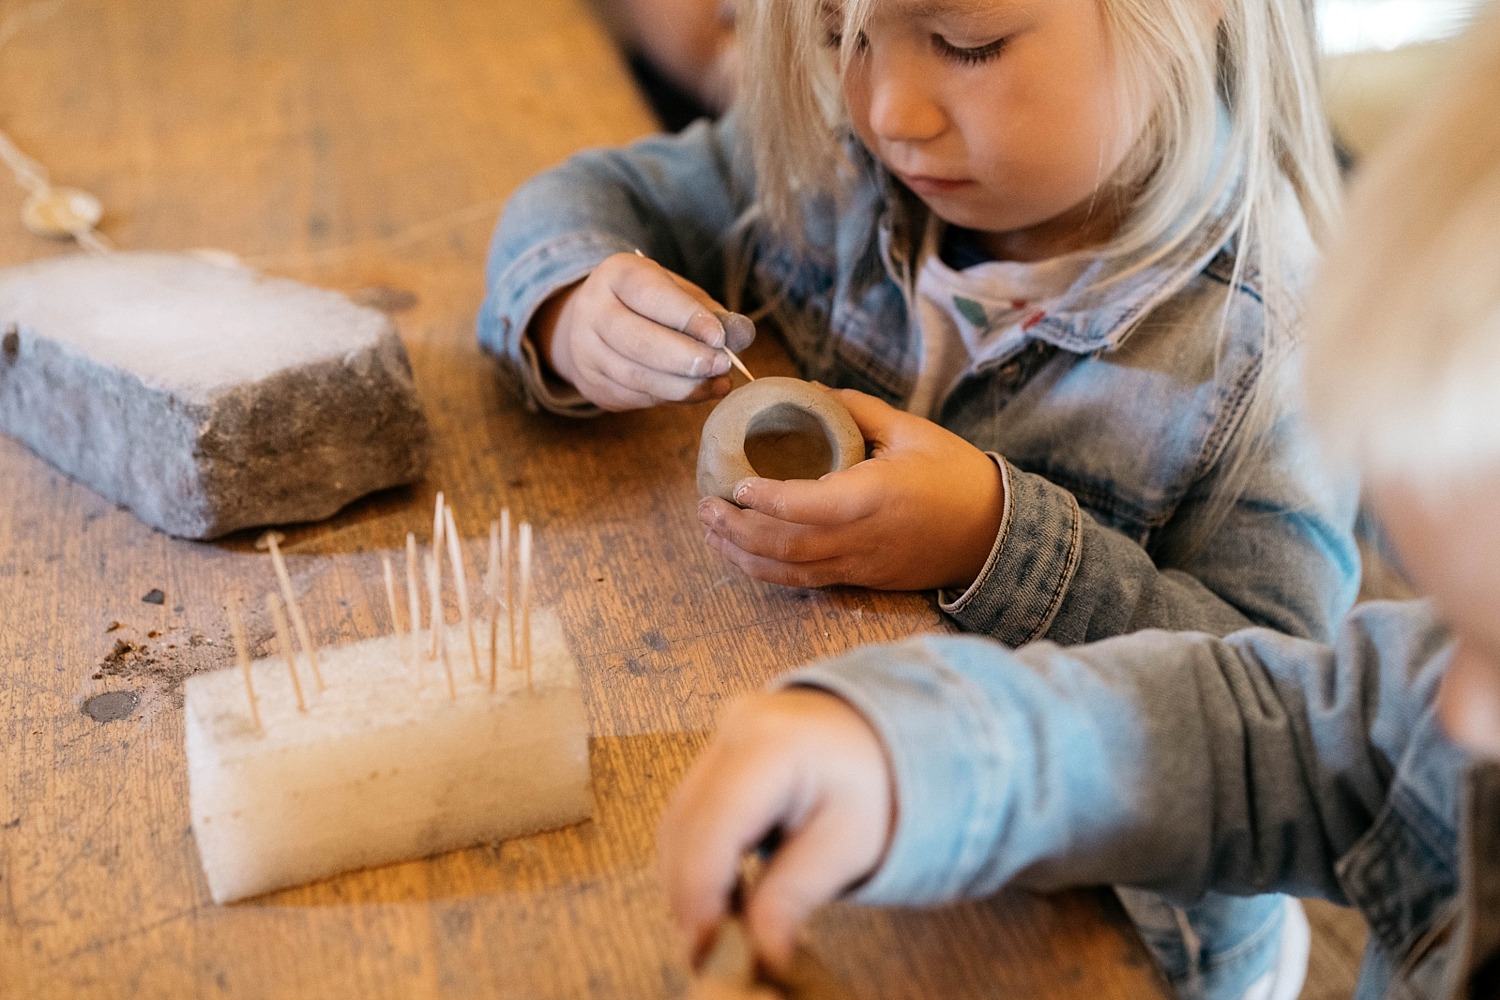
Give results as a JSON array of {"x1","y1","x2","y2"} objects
[
  {"x1": 743, "y1": 803, "x2": 870, "y2": 975},
  {"x1": 681, "y1": 375, "x2": 737, "y2": 405},
  {"x1": 697, "y1": 497, "x2": 850, "y2": 564},
  {"x1": 584, "y1": 367, "x2": 729, "y2": 411},
  {"x1": 729, "y1": 473, "x2": 881, "y2": 526},
  {"x1": 608, "y1": 255, "x2": 730, "y2": 348},
  {"x1": 703, "y1": 529, "x2": 848, "y2": 588},
  {"x1": 590, "y1": 382, "x2": 663, "y2": 413},
  {"x1": 602, "y1": 305, "x2": 732, "y2": 380},
  {"x1": 658, "y1": 737, "x2": 802, "y2": 962},
  {"x1": 660, "y1": 273, "x2": 756, "y2": 353},
  {"x1": 828, "y1": 387, "x2": 904, "y2": 448},
  {"x1": 714, "y1": 310, "x2": 757, "y2": 353},
  {"x1": 587, "y1": 332, "x2": 730, "y2": 404},
  {"x1": 657, "y1": 745, "x2": 745, "y2": 960}
]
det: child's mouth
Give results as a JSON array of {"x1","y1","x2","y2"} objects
[{"x1": 895, "y1": 172, "x2": 972, "y2": 196}]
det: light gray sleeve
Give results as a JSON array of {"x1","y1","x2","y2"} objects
[{"x1": 784, "y1": 601, "x2": 1455, "y2": 908}]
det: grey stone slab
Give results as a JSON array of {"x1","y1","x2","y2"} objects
[{"x1": 0, "y1": 252, "x2": 431, "y2": 539}]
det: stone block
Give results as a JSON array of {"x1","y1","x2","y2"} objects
[{"x1": 0, "y1": 252, "x2": 430, "y2": 538}]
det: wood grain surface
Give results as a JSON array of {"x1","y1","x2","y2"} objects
[{"x1": 0, "y1": 0, "x2": 1172, "y2": 996}]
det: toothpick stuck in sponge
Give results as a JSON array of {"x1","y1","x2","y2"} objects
[
  {"x1": 185, "y1": 504, "x2": 590, "y2": 904},
  {"x1": 185, "y1": 614, "x2": 589, "y2": 903}
]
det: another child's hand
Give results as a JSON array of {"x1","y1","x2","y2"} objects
[
  {"x1": 658, "y1": 688, "x2": 896, "y2": 976},
  {"x1": 532, "y1": 253, "x2": 755, "y2": 411},
  {"x1": 698, "y1": 388, "x2": 1005, "y2": 590}
]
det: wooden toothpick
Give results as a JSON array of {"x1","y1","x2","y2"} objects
[
  {"x1": 405, "y1": 532, "x2": 422, "y2": 682},
  {"x1": 438, "y1": 633, "x2": 456, "y2": 701},
  {"x1": 503, "y1": 508, "x2": 516, "y2": 676},
  {"x1": 720, "y1": 343, "x2": 755, "y2": 383},
  {"x1": 382, "y1": 554, "x2": 403, "y2": 638},
  {"x1": 430, "y1": 492, "x2": 445, "y2": 659},
  {"x1": 265, "y1": 534, "x2": 324, "y2": 692},
  {"x1": 486, "y1": 519, "x2": 500, "y2": 692},
  {"x1": 425, "y1": 553, "x2": 456, "y2": 701},
  {"x1": 519, "y1": 521, "x2": 533, "y2": 691},
  {"x1": 227, "y1": 598, "x2": 262, "y2": 735},
  {"x1": 443, "y1": 505, "x2": 481, "y2": 682},
  {"x1": 632, "y1": 247, "x2": 754, "y2": 382},
  {"x1": 266, "y1": 592, "x2": 306, "y2": 712}
]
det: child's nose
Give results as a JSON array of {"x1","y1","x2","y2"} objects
[{"x1": 866, "y1": 53, "x2": 945, "y2": 144}]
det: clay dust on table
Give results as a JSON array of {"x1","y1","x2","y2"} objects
[{"x1": 92, "y1": 624, "x2": 227, "y2": 709}]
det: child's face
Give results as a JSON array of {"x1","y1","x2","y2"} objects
[
  {"x1": 835, "y1": 0, "x2": 1150, "y2": 261},
  {"x1": 1375, "y1": 474, "x2": 1500, "y2": 759}
]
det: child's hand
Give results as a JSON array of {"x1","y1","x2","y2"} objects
[
  {"x1": 658, "y1": 688, "x2": 896, "y2": 976},
  {"x1": 697, "y1": 388, "x2": 1005, "y2": 590},
  {"x1": 532, "y1": 253, "x2": 755, "y2": 411}
]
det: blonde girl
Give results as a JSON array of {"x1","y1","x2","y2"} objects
[
  {"x1": 661, "y1": 11, "x2": 1500, "y2": 1000},
  {"x1": 481, "y1": 1, "x2": 1355, "y2": 997}
]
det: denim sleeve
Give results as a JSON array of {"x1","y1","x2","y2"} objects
[
  {"x1": 942, "y1": 403, "x2": 1361, "y2": 647},
  {"x1": 477, "y1": 112, "x2": 756, "y2": 414},
  {"x1": 785, "y1": 600, "x2": 1456, "y2": 909}
]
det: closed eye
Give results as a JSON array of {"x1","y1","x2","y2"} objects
[{"x1": 933, "y1": 34, "x2": 1006, "y2": 65}]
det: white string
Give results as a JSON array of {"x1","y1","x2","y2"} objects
[
  {"x1": 0, "y1": 1, "x2": 62, "y2": 197},
  {"x1": 0, "y1": 131, "x2": 50, "y2": 196},
  {"x1": 0, "y1": 0, "x2": 113, "y2": 254},
  {"x1": 0, "y1": 0, "x2": 492, "y2": 268}
]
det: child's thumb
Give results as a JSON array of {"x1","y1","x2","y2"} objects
[{"x1": 828, "y1": 387, "x2": 899, "y2": 445}]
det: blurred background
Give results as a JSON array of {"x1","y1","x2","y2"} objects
[
  {"x1": 1319, "y1": 0, "x2": 1489, "y2": 159},
  {"x1": 594, "y1": 0, "x2": 1492, "y2": 161}
]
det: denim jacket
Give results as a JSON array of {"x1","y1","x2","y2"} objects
[
  {"x1": 480, "y1": 111, "x2": 1359, "y2": 648},
  {"x1": 790, "y1": 600, "x2": 1498, "y2": 1000}
]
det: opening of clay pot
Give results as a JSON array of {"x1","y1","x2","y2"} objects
[{"x1": 742, "y1": 402, "x2": 837, "y2": 481}]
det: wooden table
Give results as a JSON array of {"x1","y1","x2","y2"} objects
[{"x1": 0, "y1": 1, "x2": 1171, "y2": 996}]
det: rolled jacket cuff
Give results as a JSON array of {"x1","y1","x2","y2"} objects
[
  {"x1": 941, "y1": 460, "x2": 1084, "y2": 645},
  {"x1": 478, "y1": 230, "x2": 631, "y2": 416},
  {"x1": 780, "y1": 637, "x2": 1015, "y2": 906},
  {"x1": 937, "y1": 452, "x2": 1010, "y2": 609}
]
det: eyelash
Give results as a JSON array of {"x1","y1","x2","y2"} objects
[
  {"x1": 822, "y1": 30, "x2": 1006, "y2": 66},
  {"x1": 933, "y1": 35, "x2": 1007, "y2": 65}
]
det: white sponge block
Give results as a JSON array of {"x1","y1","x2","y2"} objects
[{"x1": 184, "y1": 610, "x2": 591, "y2": 903}]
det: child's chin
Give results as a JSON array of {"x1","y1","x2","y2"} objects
[{"x1": 1437, "y1": 654, "x2": 1500, "y2": 759}]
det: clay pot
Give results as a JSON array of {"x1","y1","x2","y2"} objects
[{"x1": 696, "y1": 376, "x2": 865, "y2": 500}]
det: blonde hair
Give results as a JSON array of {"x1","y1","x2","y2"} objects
[
  {"x1": 738, "y1": 0, "x2": 1343, "y2": 544},
  {"x1": 1306, "y1": 4, "x2": 1500, "y2": 487},
  {"x1": 743, "y1": 0, "x2": 1339, "y2": 275}
]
